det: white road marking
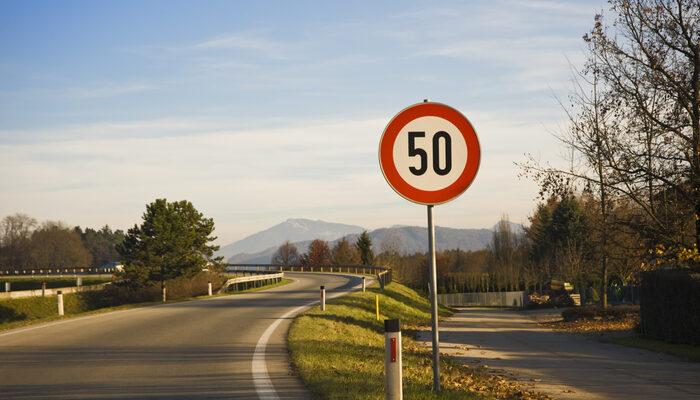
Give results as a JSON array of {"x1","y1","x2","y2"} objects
[{"x1": 252, "y1": 277, "x2": 366, "y2": 400}]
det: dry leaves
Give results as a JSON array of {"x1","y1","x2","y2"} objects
[
  {"x1": 542, "y1": 315, "x2": 638, "y2": 334},
  {"x1": 403, "y1": 341, "x2": 554, "y2": 400}
]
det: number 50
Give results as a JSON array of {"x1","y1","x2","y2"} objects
[{"x1": 408, "y1": 131, "x2": 452, "y2": 176}]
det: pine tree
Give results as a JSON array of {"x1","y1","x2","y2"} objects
[
  {"x1": 118, "y1": 199, "x2": 221, "y2": 286},
  {"x1": 355, "y1": 231, "x2": 374, "y2": 266}
]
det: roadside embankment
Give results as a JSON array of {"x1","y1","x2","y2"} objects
[
  {"x1": 288, "y1": 282, "x2": 551, "y2": 399},
  {"x1": 0, "y1": 272, "x2": 290, "y2": 332}
]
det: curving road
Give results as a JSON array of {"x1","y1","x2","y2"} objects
[{"x1": 0, "y1": 272, "x2": 361, "y2": 399}]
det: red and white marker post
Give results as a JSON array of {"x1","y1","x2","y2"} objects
[{"x1": 379, "y1": 100, "x2": 481, "y2": 392}]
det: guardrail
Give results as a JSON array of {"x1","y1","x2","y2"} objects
[
  {"x1": 0, "y1": 268, "x2": 117, "y2": 276},
  {"x1": 220, "y1": 272, "x2": 284, "y2": 293},
  {"x1": 0, "y1": 283, "x2": 108, "y2": 301},
  {"x1": 226, "y1": 263, "x2": 392, "y2": 286}
]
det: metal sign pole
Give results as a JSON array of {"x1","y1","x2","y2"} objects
[{"x1": 427, "y1": 205, "x2": 440, "y2": 392}]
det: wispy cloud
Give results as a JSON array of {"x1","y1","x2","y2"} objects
[
  {"x1": 193, "y1": 31, "x2": 289, "y2": 59},
  {"x1": 65, "y1": 82, "x2": 158, "y2": 99},
  {"x1": 0, "y1": 0, "x2": 605, "y2": 242}
]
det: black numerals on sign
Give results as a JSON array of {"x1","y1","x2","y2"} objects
[
  {"x1": 433, "y1": 131, "x2": 452, "y2": 176},
  {"x1": 408, "y1": 132, "x2": 428, "y2": 175},
  {"x1": 407, "y1": 131, "x2": 452, "y2": 176}
]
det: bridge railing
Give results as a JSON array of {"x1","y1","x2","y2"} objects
[
  {"x1": 225, "y1": 263, "x2": 393, "y2": 287},
  {"x1": 0, "y1": 268, "x2": 116, "y2": 276},
  {"x1": 220, "y1": 272, "x2": 285, "y2": 293}
]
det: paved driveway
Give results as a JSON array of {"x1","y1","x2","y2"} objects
[{"x1": 430, "y1": 308, "x2": 700, "y2": 399}]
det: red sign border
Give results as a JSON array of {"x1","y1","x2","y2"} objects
[{"x1": 379, "y1": 102, "x2": 481, "y2": 205}]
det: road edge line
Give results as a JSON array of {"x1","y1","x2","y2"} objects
[{"x1": 252, "y1": 276, "x2": 366, "y2": 400}]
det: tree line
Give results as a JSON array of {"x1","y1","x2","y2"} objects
[
  {"x1": 270, "y1": 231, "x2": 375, "y2": 267},
  {"x1": 0, "y1": 213, "x2": 124, "y2": 270}
]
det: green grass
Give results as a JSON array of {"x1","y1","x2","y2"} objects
[
  {"x1": 0, "y1": 298, "x2": 150, "y2": 332},
  {"x1": 606, "y1": 335, "x2": 700, "y2": 362},
  {"x1": 288, "y1": 282, "x2": 544, "y2": 400},
  {"x1": 1, "y1": 276, "x2": 112, "y2": 291},
  {"x1": 226, "y1": 278, "x2": 293, "y2": 294}
]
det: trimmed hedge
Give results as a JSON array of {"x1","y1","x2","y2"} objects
[{"x1": 640, "y1": 268, "x2": 700, "y2": 345}]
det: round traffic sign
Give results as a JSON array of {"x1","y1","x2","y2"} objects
[{"x1": 379, "y1": 102, "x2": 480, "y2": 205}]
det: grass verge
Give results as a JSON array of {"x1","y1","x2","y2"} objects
[
  {"x1": 604, "y1": 335, "x2": 700, "y2": 362},
  {"x1": 289, "y1": 282, "x2": 550, "y2": 399},
  {"x1": 228, "y1": 278, "x2": 293, "y2": 294}
]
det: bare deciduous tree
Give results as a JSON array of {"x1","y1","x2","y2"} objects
[
  {"x1": 0, "y1": 213, "x2": 37, "y2": 269},
  {"x1": 272, "y1": 241, "x2": 300, "y2": 266},
  {"x1": 331, "y1": 238, "x2": 360, "y2": 265},
  {"x1": 29, "y1": 221, "x2": 92, "y2": 269}
]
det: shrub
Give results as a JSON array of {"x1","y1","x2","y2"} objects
[
  {"x1": 640, "y1": 268, "x2": 700, "y2": 345},
  {"x1": 81, "y1": 271, "x2": 226, "y2": 307},
  {"x1": 162, "y1": 271, "x2": 226, "y2": 300}
]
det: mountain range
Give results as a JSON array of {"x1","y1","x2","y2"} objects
[{"x1": 218, "y1": 218, "x2": 524, "y2": 264}]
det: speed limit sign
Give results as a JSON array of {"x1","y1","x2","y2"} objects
[
  {"x1": 379, "y1": 101, "x2": 480, "y2": 205},
  {"x1": 378, "y1": 100, "x2": 480, "y2": 393}
]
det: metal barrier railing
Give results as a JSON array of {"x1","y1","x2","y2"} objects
[
  {"x1": 220, "y1": 272, "x2": 285, "y2": 293},
  {"x1": 0, "y1": 268, "x2": 116, "y2": 276},
  {"x1": 226, "y1": 263, "x2": 393, "y2": 287}
]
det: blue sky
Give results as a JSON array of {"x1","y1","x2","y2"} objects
[{"x1": 0, "y1": 0, "x2": 606, "y2": 245}]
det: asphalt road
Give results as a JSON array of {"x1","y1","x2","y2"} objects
[
  {"x1": 432, "y1": 308, "x2": 700, "y2": 399},
  {"x1": 0, "y1": 272, "x2": 361, "y2": 399}
]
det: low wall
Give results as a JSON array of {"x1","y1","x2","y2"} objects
[
  {"x1": 437, "y1": 291, "x2": 527, "y2": 308},
  {"x1": 0, "y1": 284, "x2": 107, "y2": 301}
]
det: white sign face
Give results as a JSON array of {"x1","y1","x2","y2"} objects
[
  {"x1": 392, "y1": 116, "x2": 468, "y2": 191},
  {"x1": 379, "y1": 102, "x2": 480, "y2": 205}
]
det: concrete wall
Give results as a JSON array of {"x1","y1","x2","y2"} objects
[
  {"x1": 0, "y1": 284, "x2": 107, "y2": 301},
  {"x1": 437, "y1": 291, "x2": 527, "y2": 308}
]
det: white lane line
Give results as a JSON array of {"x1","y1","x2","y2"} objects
[
  {"x1": 252, "y1": 279, "x2": 366, "y2": 400},
  {"x1": 252, "y1": 302, "x2": 312, "y2": 400}
]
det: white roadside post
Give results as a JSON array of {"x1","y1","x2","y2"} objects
[
  {"x1": 362, "y1": 276, "x2": 366, "y2": 292},
  {"x1": 208, "y1": 281, "x2": 213, "y2": 296},
  {"x1": 384, "y1": 319, "x2": 403, "y2": 400},
  {"x1": 4, "y1": 282, "x2": 10, "y2": 292},
  {"x1": 162, "y1": 286, "x2": 167, "y2": 303},
  {"x1": 320, "y1": 285, "x2": 326, "y2": 311},
  {"x1": 57, "y1": 290, "x2": 64, "y2": 316},
  {"x1": 76, "y1": 276, "x2": 82, "y2": 287},
  {"x1": 379, "y1": 100, "x2": 480, "y2": 393}
]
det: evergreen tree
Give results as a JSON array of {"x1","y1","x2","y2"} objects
[
  {"x1": 75, "y1": 225, "x2": 125, "y2": 267},
  {"x1": 355, "y1": 231, "x2": 374, "y2": 266},
  {"x1": 118, "y1": 199, "x2": 221, "y2": 286}
]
